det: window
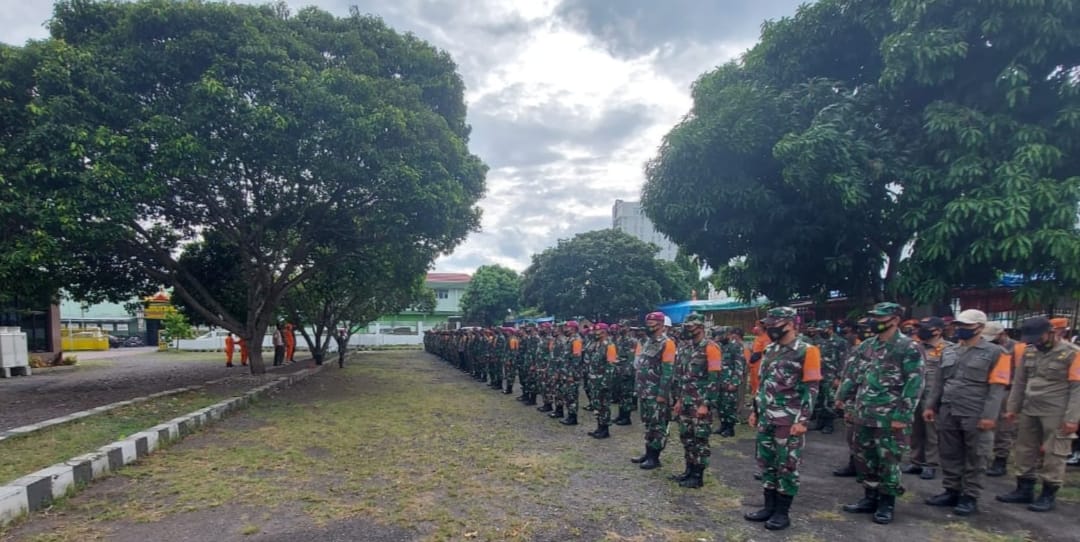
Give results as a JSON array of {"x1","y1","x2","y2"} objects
[{"x1": 435, "y1": 289, "x2": 449, "y2": 299}]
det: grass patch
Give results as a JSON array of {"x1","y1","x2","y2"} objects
[
  {"x1": 0, "y1": 391, "x2": 226, "y2": 483},
  {"x1": 932, "y1": 523, "x2": 1033, "y2": 542}
]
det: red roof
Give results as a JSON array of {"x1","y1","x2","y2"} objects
[{"x1": 426, "y1": 273, "x2": 471, "y2": 283}]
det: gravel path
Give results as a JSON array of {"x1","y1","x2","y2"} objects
[{"x1": 0, "y1": 350, "x2": 314, "y2": 432}]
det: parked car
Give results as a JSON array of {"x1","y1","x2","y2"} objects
[
  {"x1": 123, "y1": 336, "x2": 145, "y2": 347},
  {"x1": 108, "y1": 335, "x2": 123, "y2": 348}
]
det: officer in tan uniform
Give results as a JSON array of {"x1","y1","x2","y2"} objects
[
  {"x1": 903, "y1": 316, "x2": 949, "y2": 481},
  {"x1": 996, "y1": 317, "x2": 1080, "y2": 512},
  {"x1": 984, "y1": 321, "x2": 1026, "y2": 477}
]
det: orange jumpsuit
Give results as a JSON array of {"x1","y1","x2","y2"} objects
[
  {"x1": 225, "y1": 335, "x2": 235, "y2": 367},
  {"x1": 238, "y1": 338, "x2": 249, "y2": 366},
  {"x1": 284, "y1": 323, "x2": 296, "y2": 362}
]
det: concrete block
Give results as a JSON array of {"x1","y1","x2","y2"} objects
[
  {"x1": 128, "y1": 435, "x2": 149, "y2": 459},
  {"x1": 0, "y1": 486, "x2": 28, "y2": 526},
  {"x1": 132, "y1": 431, "x2": 159, "y2": 455},
  {"x1": 10, "y1": 465, "x2": 72, "y2": 512},
  {"x1": 64, "y1": 455, "x2": 94, "y2": 486},
  {"x1": 37, "y1": 465, "x2": 75, "y2": 499},
  {"x1": 117, "y1": 439, "x2": 137, "y2": 465},
  {"x1": 67, "y1": 451, "x2": 110, "y2": 480}
]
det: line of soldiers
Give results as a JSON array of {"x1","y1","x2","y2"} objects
[{"x1": 423, "y1": 304, "x2": 1080, "y2": 532}]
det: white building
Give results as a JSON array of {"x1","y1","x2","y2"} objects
[{"x1": 612, "y1": 199, "x2": 679, "y2": 261}]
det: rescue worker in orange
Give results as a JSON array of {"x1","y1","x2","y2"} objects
[
  {"x1": 284, "y1": 322, "x2": 297, "y2": 363},
  {"x1": 238, "y1": 337, "x2": 249, "y2": 367},
  {"x1": 225, "y1": 333, "x2": 236, "y2": 367}
]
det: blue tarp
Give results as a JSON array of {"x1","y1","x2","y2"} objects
[{"x1": 657, "y1": 298, "x2": 769, "y2": 324}]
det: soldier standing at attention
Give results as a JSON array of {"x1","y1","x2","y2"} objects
[
  {"x1": 997, "y1": 316, "x2": 1080, "y2": 512},
  {"x1": 611, "y1": 324, "x2": 636, "y2": 426},
  {"x1": 548, "y1": 323, "x2": 568, "y2": 420},
  {"x1": 587, "y1": 323, "x2": 619, "y2": 439},
  {"x1": 985, "y1": 321, "x2": 1026, "y2": 477},
  {"x1": 837, "y1": 302, "x2": 923, "y2": 525},
  {"x1": 923, "y1": 309, "x2": 1010, "y2": 516},
  {"x1": 630, "y1": 312, "x2": 677, "y2": 470},
  {"x1": 903, "y1": 316, "x2": 949, "y2": 481},
  {"x1": 714, "y1": 327, "x2": 746, "y2": 438},
  {"x1": 744, "y1": 307, "x2": 821, "y2": 531},
  {"x1": 559, "y1": 321, "x2": 584, "y2": 426},
  {"x1": 536, "y1": 323, "x2": 556, "y2": 413},
  {"x1": 670, "y1": 313, "x2": 722, "y2": 488},
  {"x1": 812, "y1": 320, "x2": 844, "y2": 435}
]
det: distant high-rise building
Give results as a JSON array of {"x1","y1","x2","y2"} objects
[{"x1": 612, "y1": 199, "x2": 679, "y2": 261}]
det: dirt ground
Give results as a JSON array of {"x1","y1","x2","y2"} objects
[
  {"x1": 2, "y1": 351, "x2": 1077, "y2": 542},
  {"x1": 0, "y1": 351, "x2": 313, "y2": 431}
]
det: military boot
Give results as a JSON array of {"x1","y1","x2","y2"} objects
[
  {"x1": 873, "y1": 494, "x2": 895, "y2": 524},
  {"x1": 833, "y1": 456, "x2": 857, "y2": 477},
  {"x1": 985, "y1": 456, "x2": 1007, "y2": 477},
  {"x1": 537, "y1": 401, "x2": 553, "y2": 413},
  {"x1": 820, "y1": 416, "x2": 835, "y2": 435},
  {"x1": 842, "y1": 488, "x2": 878, "y2": 513},
  {"x1": 639, "y1": 448, "x2": 662, "y2": 470},
  {"x1": 720, "y1": 422, "x2": 736, "y2": 437},
  {"x1": 925, "y1": 488, "x2": 960, "y2": 507},
  {"x1": 996, "y1": 477, "x2": 1036, "y2": 504},
  {"x1": 678, "y1": 465, "x2": 705, "y2": 488},
  {"x1": 765, "y1": 493, "x2": 793, "y2": 531},
  {"x1": 559, "y1": 411, "x2": 578, "y2": 426},
  {"x1": 630, "y1": 446, "x2": 649, "y2": 464},
  {"x1": 668, "y1": 458, "x2": 691, "y2": 482},
  {"x1": 953, "y1": 495, "x2": 977, "y2": 516},
  {"x1": 613, "y1": 407, "x2": 632, "y2": 426},
  {"x1": 503, "y1": 384, "x2": 514, "y2": 395},
  {"x1": 524, "y1": 393, "x2": 537, "y2": 406},
  {"x1": 549, "y1": 405, "x2": 564, "y2": 419},
  {"x1": 744, "y1": 488, "x2": 776, "y2": 522},
  {"x1": 588, "y1": 424, "x2": 610, "y2": 439},
  {"x1": 1028, "y1": 484, "x2": 1059, "y2": 512}
]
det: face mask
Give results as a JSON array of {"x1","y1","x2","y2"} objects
[
  {"x1": 916, "y1": 328, "x2": 936, "y2": 341},
  {"x1": 954, "y1": 327, "x2": 979, "y2": 341},
  {"x1": 766, "y1": 326, "x2": 787, "y2": 342},
  {"x1": 678, "y1": 327, "x2": 694, "y2": 340},
  {"x1": 1031, "y1": 335, "x2": 1054, "y2": 352},
  {"x1": 873, "y1": 319, "x2": 894, "y2": 334},
  {"x1": 718, "y1": 338, "x2": 730, "y2": 345}
]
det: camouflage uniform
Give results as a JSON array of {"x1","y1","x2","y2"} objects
[
  {"x1": 674, "y1": 330, "x2": 722, "y2": 470},
  {"x1": 548, "y1": 331, "x2": 568, "y2": 416},
  {"x1": 614, "y1": 331, "x2": 639, "y2": 424},
  {"x1": 718, "y1": 337, "x2": 747, "y2": 431},
  {"x1": 489, "y1": 331, "x2": 507, "y2": 388},
  {"x1": 558, "y1": 326, "x2": 584, "y2": 424},
  {"x1": 631, "y1": 313, "x2": 677, "y2": 469},
  {"x1": 536, "y1": 328, "x2": 557, "y2": 412},
  {"x1": 520, "y1": 329, "x2": 540, "y2": 404},
  {"x1": 811, "y1": 322, "x2": 847, "y2": 432},
  {"x1": 588, "y1": 332, "x2": 619, "y2": 433},
  {"x1": 582, "y1": 334, "x2": 599, "y2": 411}
]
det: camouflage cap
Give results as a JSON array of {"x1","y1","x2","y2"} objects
[
  {"x1": 761, "y1": 306, "x2": 797, "y2": 325},
  {"x1": 868, "y1": 302, "x2": 904, "y2": 317},
  {"x1": 684, "y1": 312, "x2": 706, "y2": 326},
  {"x1": 815, "y1": 320, "x2": 832, "y2": 329}
]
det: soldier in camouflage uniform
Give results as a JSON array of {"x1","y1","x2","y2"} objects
[
  {"x1": 671, "y1": 313, "x2": 722, "y2": 488},
  {"x1": 558, "y1": 321, "x2": 585, "y2": 426},
  {"x1": 503, "y1": 328, "x2": 521, "y2": 395},
  {"x1": 743, "y1": 307, "x2": 821, "y2": 531},
  {"x1": 812, "y1": 320, "x2": 846, "y2": 435},
  {"x1": 587, "y1": 323, "x2": 619, "y2": 438},
  {"x1": 517, "y1": 325, "x2": 540, "y2": 405},
  {"x1": 837, "y1": 302, "x2": 924, "y2": 525},
  {"x1": 630, "y1": 311, "x2": 677, "y2": 470},
  {"x1": 714, "y1": 326, "x2": 746, "y2": 438},
  {"x1": 610, "y1": 324, "x2": 637, "y2": 425},
  {"x1": 582, "y1": 324, "x2": 599, "y2": 412},
  {"x1": 536, "y1": 323, "x2": 557, "y2": 413},
  {"x1": 548, "y1": 323, "x2": 569, "y2": 418},
  {"x1": 489, "y1": 328, "x2": 507, "y2": 389}
]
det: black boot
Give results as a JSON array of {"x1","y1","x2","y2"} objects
[
  {"x1": 503, "y1": 385, "x2": 514, "y2": 395},
  {"x1": 679, "y1": 464, "x2": 705, "y2": 488},
  {"x1": 720, "y1": 422, "x2": 735, "y2": 438},
  {"x1": 833, "y1": 456, "x2": 857, "y2": 477},
  {"x1": 920, "y1": 467, "x2": 937, "y2": 480},
  {"x1": 560, "y1": 411, "x2": 578, "y2": 426},
  {"x1": 549, "y1": 405, "x2": 564, "y2": 418},
  {"x1": 873, "y1": 494, "x2": 895, "y2": 525},
  {"x1": 901, "y1": 463, "x2": 923, "y2": 475},
  {"x1": 996, "y1": 477, "x2": 1036, "y2": 504},
  {"x1": 1028, "y1": 484, "x2": 1059, "y2": 512},
  {"x1": 842, "y1": 488, "x2": 878, "y2": 514},
  {"x1": 744, "y1": 488, "x2": 776, "y2": 522},
  {"x1": 524, "y1": 393, "x2": 537, "y2": 406},
  {"x1": 614, "y1": 407, "x2": 632, "y2": 426},
  {"x1": 985, "y1": 456, "x2": 1007, "y2": 477},
  {"x1": 630, "y1": 446, "x2": 649, "y2": 464},
  {"x1": 765, "y1": 493, "x2": 792, "y2": 530},
  {"x1": 639, "y1": 448, "x2": 662, "y2": 470},
  {"x1": 588, "y1": 424, "x2": 610, "y2": 439},
  {"x1": 669, "y1": 462, "x2": 691, "y2": 482},
  {"x1": 537, "y1": 401, "x2": 553, "y2": 413},
  {"x1": 820, "y1": 417, "x2": 835, "y2": 435},
  {"x1": 925, "y1": 488, "x2": 960, "y2": 507},
  {"x1": 953, "y1": 495, "x2": 977, "y2": 516}
]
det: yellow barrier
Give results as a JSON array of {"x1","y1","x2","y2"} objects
[{"x1": 60, "y1": 328, "x2": 110, "y2": 351}]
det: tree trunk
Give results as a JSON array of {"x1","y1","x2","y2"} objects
[{"x1": 245, "y1": 320, "x2": 270, "y2": 375}]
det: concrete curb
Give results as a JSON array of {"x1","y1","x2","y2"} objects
[
  {"x1": 0, "y1": 361, "x2": 303, "y2": 443},
  {"x1": 0, "y1": 363, "x2": 327, "y2": 527}
]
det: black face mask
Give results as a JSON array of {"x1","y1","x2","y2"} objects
[
  {"x1": 718, "y1": 338, "x2": 730, "y2": 345},
  {"x1": 916, "y1": 328, "x2": 936, "y2": 341},
  {"x1": 954, "y1": 327, "x2": 979, "y2": 341},
  {"x1": 1030, "y1": 335, "x2": 1054, "y2": 352},
  {"x1": 678, "y1": 327, "x2": 694, "y2": 340},
  {"x1": 766, "y1": 326, "x2": 787, "y2": 342},
  {"x1": 873, "y1": 319, "x2": 894, "y2": 334}
]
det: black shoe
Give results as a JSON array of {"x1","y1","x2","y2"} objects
[
  {"x1": 583, "y1": 404, "x2": 596, "y2": 412},
  {"x1": 588, "y1": 424, "x2": 610, "y2": 439},
  {"x1": 765, "y1": 493, "x2": 793, "y2": 530},
  {"x1": 873, "y1": 494, "x2": 895, "y2": 525},
  {"x1": 720, "y1": 422, "x2": 736, "y2": 438},
  {"x1": 639, "y1": 448, "x2": 662, "y2": 470},
  {"x1": 985, "y1": 457, "x2": 1007, "y2": 477},
  {"x1": 744, "y1": 489, "x2": 777, "y2": 522},
  {"x1": 842, "y1": 488, "x2": 878, "y2": 514},
  {"x1": 537, "y1": 402, "x2": 553, "y2": 413},
  {"x1": 953, "y1": 495, "x2": 977, "y2": 516},
  {"x1": 630, "y1": 446, "x2": 649, "y2": 464},
  {"x1": 833, "y1": 457, "x2": 857, "y2": 477},
  {"x1": 549, "y1": 406, "x2": 564, "y2": 419},
  {"x1": 679, "y1": 465, "x2": 704, "y2": 489},
  {"x1": 669, "y1": 464, "x2": 691, "y2": 482},
  {"x1": 925, "y1": 489, "x2": 960, "y2": 507},
  {"x1": 920, "y1": 467, "x2": 937, "y2": 480},
  {"x1": 524, "y1": 394, "x2": 538, "y2": 406},
  {"x1": 820, "y1": 418, "x2": 835, "y2": 434},
  {"x1": 502, "y1": 388, "x2": 514, "y2": 395},
  {"x1": 997, "y1": 477, "x2": 1036, "y2": 504},
  {"x1": 559, "y1": 412, "x2": 578, "y2": 426},
  {"x1": 901, "y1": 464, "x2": 923, "y2": 475},
  {"x1": 1028, "y1": 484, "x2": 1058, "y2": 512},
  {"x1": 613, "y1": 408, "x2": 632, "y2": 426}
]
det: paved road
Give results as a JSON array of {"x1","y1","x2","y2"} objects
[{"x1": 0, "y1": 350, "x2": 311, "y2": 431}]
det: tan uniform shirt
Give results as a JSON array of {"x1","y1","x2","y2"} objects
[{"x1": 1007, "y1": 341, "x2": 1080, "y2": 422}]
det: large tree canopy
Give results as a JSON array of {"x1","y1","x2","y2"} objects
[
  {"x1": 520, "y1": 229, "x2": 687, "y2": 322},
  {"x1": 0, "y1": 1, "x2": 486, "y2": 372},
  {"x1": 642, "y1": 0, "x2": 1080, "y2": 306},
  {"x1": 459, "y1": 264, "x2": 520, "y2": 326}
]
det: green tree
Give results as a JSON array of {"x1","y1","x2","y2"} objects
[
  {"x1": 520, "y1": 229, "x2": 686, "y2": 321},
  {"x1": 459, "y1": 265, "x2": 521, "y2": 325},
  {"x1": 0, "y1": 1, "x2": 486, "y2": 373},
  {"x1": 160, "y1": 310, "x2": 194, "y2": 348}
]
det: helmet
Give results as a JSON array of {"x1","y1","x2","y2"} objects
[
  {"x1": 762, "y1": 307, "x2": 797, "y2": 326},
  {"x1": 868, "y1": 302, "x2": 905, "y2": 318},
  {"x1": 645, "y1": 311, "x2": 665, "y2": 323},
  {"x1": 684, "y1": 313, "x2": 706, "y2": 326}
]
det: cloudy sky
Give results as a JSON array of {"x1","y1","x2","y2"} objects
[{"x1": 0, "y1": 0, "x2": 806, "y2": 274}]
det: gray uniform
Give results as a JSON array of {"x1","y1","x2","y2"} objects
[
  {"x1": 926, "y1": 338, "x2": 1010, "y2": 499},
  {"x1": 1006, "y1": 341, "x2": 1080, "y2": 486}
]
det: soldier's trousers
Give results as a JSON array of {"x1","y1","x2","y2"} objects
[
  {"x1": 1014, "y1": 413, "x2": 1074, "y2": 486},
  {"x1": 853, "y1": 423, "x2": 909, "y2": 496},
  {"x1": 992, "y1": 393, "x2": 1018, "y2": 461},
  {"x1": 812, "y1": 379, "x2": 836, "y2": 421},
  {"x1": 756, "y1": 423, "x2": 804, "y2": 496},
  {"x1": 640, "y1": 397, "x2": 670, "y2": 451},
  {"x1": 716, "y1": 389, "x2": 739, "y2": 426},
  {"x1": 678, "y1": 408, "x2": 713, "y2": 466},
  {"x1": 560, "y1": 374, "x2": 579, "y2": 414},
  {"x1": 591, "y1": 374, "x2": 613, "y2": 425},
  {"x1": 488, "y1": 358, "x2": 503, "y2": 385},
  {"x1": 937, "y1": 407, "x2": 992, "y2": 498},
  {"x1": 504, "y1": 359, "x2": 516, "y2": 389},
  {"x1": 909, "y1": 398, "x2": 939, "y2": 467},
  {"x1": 615, "y1": 370, "x2": 635, "y2": 411},
  {"x1": 521, "y1": 361, "x2": 535, "y2": 395}
]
